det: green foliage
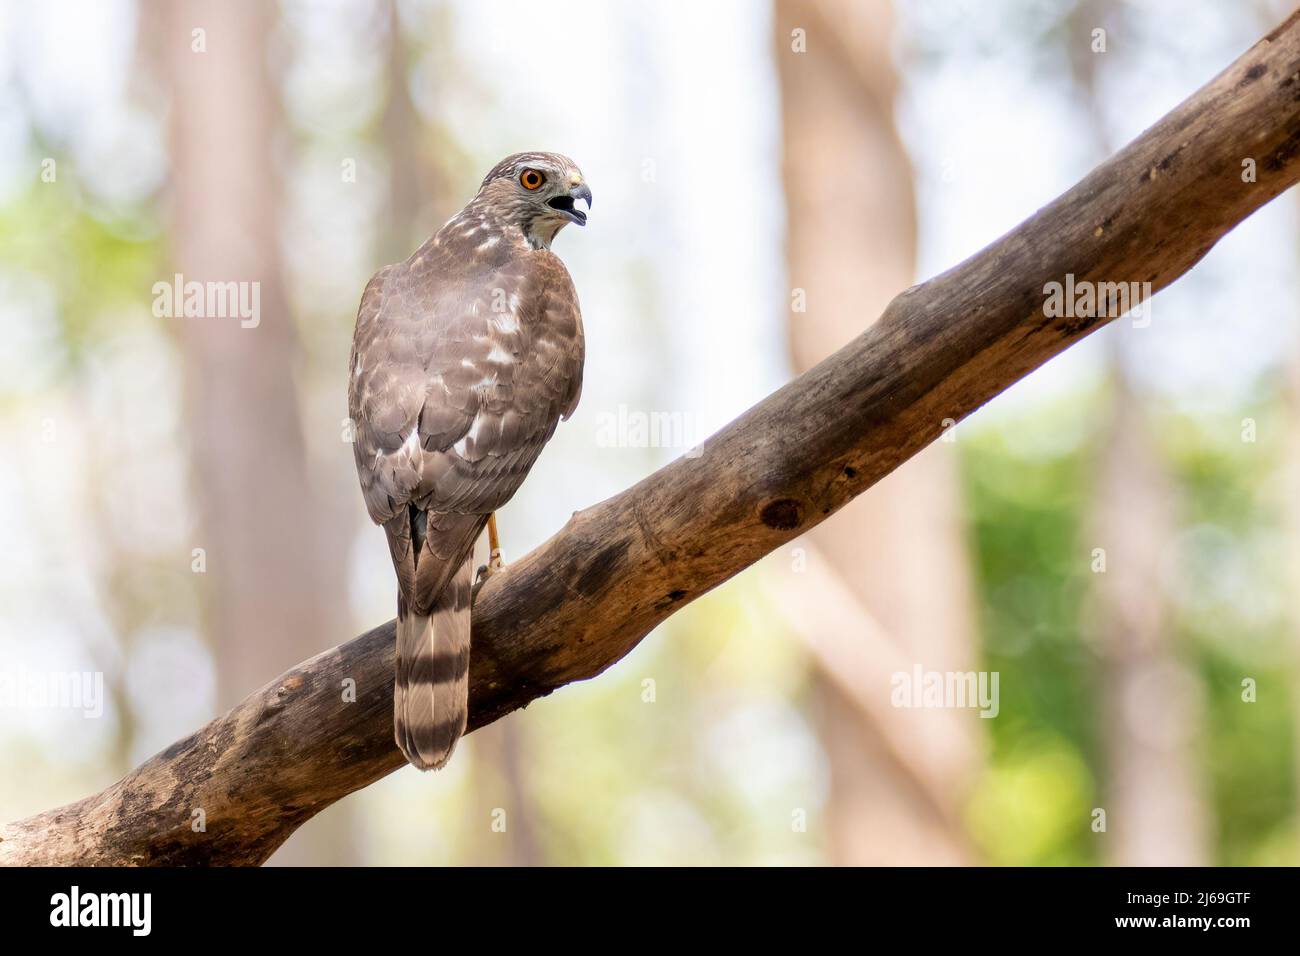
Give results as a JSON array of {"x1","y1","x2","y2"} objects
[{"x1": 961, "y1": 384, "x2": 1298, "y2": 865}]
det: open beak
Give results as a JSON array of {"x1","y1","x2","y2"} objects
[{"x1": 548, "y1": 182, "x2": 592, "y2": 226}]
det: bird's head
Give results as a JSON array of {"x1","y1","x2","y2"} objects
[{"x1": 475, "y1": 151, "x2": 592, "y2": 249}]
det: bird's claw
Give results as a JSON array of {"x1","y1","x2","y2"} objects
[{"x1": 472, "y1": 550, "x2": 506, "y2": 604}]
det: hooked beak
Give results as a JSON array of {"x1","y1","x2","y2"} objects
[{"x1": 547, "y1": 182, "x2": 592, "y2": 226}]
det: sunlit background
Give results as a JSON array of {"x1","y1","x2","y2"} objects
[{"x1": 2, "y1": 0, "x2": 1298, "y2": 865}]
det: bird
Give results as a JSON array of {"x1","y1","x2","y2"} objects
[{"x1": 347, "y1": 151, "x2": 590, "y2": 770}]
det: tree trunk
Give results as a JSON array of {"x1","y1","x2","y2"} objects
[
  {"x1": 1089, "y1": 367, "x2": 1210, "y2": 864},
  {"x1": 775, "y1": 0, "x2": 982, "y2": 864},
  {"x1": 1066, "y1": 0, "x2": 1210, "y2": 864},
  {"x1": 157, "y1": 0, "x2": 353, "y2": 865}
]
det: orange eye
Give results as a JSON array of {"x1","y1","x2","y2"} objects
[{"x1": 520, "y1": 169, "x2": 544, "y2": 190}]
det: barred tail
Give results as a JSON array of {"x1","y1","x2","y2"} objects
[{"x1": 394, "y1": 559, "x2": 472, "y2": 770}]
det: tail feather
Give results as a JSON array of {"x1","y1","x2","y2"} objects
[{"x1": 394, "y1": 558, "x2": 473, "y2": 770}]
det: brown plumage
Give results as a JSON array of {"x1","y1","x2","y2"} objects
[{"x1": 348, "y1": 152, "x2": 589, "y2": 769}]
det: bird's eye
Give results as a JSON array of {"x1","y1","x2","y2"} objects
[{"x1": 520, "y1": 169, "x2": 544, "y2": 190}]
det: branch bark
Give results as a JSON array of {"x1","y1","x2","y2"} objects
[{"x1": 6, "y1": 10, "x2": 1300, "y2": 865}]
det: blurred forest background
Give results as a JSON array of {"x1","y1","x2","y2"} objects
[{"x1": 2, "y1": 0, "x2": 1299, "y2": 865}]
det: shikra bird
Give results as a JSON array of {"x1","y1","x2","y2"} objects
[{"x1": 348, "y1": 152, "x2": 590, "y2": 770}]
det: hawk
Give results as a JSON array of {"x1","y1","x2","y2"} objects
[{"x1": 348, "y1": 152, "x2": 590, "y2": 770}]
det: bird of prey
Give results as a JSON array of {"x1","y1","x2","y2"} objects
[{"x1": 348, "y1": 152, "x2": 590, "y2": 770}]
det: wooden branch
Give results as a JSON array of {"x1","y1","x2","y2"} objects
[{"x1": 6, "y1": 11, "x2": 1300, "y2": 866}]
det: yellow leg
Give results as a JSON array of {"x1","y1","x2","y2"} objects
[
  {"x1": 474, "y1": 513, "x2": 505, "y2": 603},
  {"x1": 486, "y1": 513, "x2": 504, "y2": 571}
]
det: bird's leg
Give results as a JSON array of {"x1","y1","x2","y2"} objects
[
  {"x1": 473, "y1": 513, "x2": 506, "y2": 602},
  {"x1": 487, "y1": 512, "x2": 504, "y2": 572}
]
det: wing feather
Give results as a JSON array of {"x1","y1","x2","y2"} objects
[{"x1": 347, "y1": 233, "x2": 584, "y2": 557}]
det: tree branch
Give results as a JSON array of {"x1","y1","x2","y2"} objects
[{"x1": 6, "y1": 10, "x2": 1300, "y2": 865}]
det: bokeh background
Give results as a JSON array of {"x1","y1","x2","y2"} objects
[{"x1": 2, "y1": 0, "x2": 1299, "y2": 865}]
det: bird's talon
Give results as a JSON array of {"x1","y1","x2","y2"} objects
[
  {"x1": 473, "y1": 555, "x2": 506, "y2": 604},
  {"x1": 471, "y1": 563, "x2": 488, "y2": 601}
]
